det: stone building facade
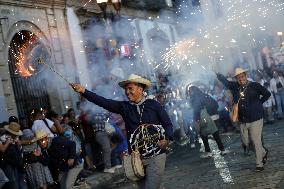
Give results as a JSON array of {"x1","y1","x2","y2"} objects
[
  {"x1": 0, "y1": 0, "x2": 77, "y2": 121},
  {"x1": 0, "y1": 0, "x2": 179, "y2": 122}
]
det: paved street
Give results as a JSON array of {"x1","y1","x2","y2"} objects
[{"x1": 84, "y1": 120, "x2": 284, "y2": 189}]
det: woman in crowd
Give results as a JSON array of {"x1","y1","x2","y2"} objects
[
  {"x1": 22, "y1": 129, "x2": 53, "y2": 189},
  {"x1": 0, "y1": 122, "x2": 24, "y2": 189},
  {"x1": 187, "y1": 85, "x2": 228, "y2": 158}
]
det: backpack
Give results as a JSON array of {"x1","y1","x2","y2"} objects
[
  {"x1": 204, "y1": 95, "x2": 218, "y2": 115},
  {"x1": 199, "y1": 108, "x2": 218, "y2": 137}
]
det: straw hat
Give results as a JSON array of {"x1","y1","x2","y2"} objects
[
  {"x1": 4, "y1": 122, "x2": 23, "y2": 136},
  {"x1": 35, "y1": 130, "x2": 48, "y2": 140},
  {"x1": 233, "y1": 68, "x2": 248, "y2": 77},
  {"x1": 118, "y1": 74, "x2": 151, "y2": 89}
]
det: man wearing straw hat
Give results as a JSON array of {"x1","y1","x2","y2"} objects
[
  {"x1": 71, "y1": 74, "x2": 173, "y2": 189},
  {"x1": 216, "y1": 68, "x2": 271, "y2": 172},
  {"x1": 0, "y1": 122, "x2": 23, "y2": 189}
]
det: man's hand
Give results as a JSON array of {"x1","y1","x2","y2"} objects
[
  {"x1": 216, "y1": 72, "x2": 222, "y2": 78},
  {"x1": 158, "y1": 139, "x2": 169, "y2": 149},
  {"x1": 70, "y1": 83, "x2": 85, "y2": 93}
]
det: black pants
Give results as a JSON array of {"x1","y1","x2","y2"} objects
[{"x1": 200, "y1": 131, "x2": 224, "y2": 152}]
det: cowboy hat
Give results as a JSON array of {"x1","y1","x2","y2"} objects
[
  {"x1": 35, "y1": 130, "x2": 48, "y2": 141},
  {"x1": 118, "y1": 74, "x2": 151, "y2": 89},
  {"x1": 4, "y1": 122, "x2": 23, "y2": 136},
  {"x1": 233, "y1": 68, "x2": 248, "y2": 77}
]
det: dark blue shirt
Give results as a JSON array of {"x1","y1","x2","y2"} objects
[
  {"x1": 82, "y1": 90, "x2": 173, "y2": 154},
  {"x1": 217, "y1": 74, "x2": 271, "y2": 123},
  {"x1": 49, "y1": 136, "x2": 77, "y2": 172}
]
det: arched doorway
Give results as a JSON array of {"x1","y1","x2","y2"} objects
[{"x1": 8, "y1": 30, "x2": 51, "y2": 120}]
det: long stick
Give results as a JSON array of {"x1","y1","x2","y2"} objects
[{"x1": 38, "y1": 58, "x2": 71, "y2": 84}]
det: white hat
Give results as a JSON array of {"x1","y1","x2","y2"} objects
[
  {"x1": 118, "y1": 74, "x2": 151, "y2": 89},
  {"x1": 233, "y1": 68, "x2": 248, "y2": 77}
]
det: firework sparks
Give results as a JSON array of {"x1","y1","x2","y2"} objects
[
  {"x1": 12, "y1": 34, "x2": 38, "y2": 77},
  {"x1": 158, "y1": 0, "x2": 284, "y2": 73},
  {"x1": 160, "y1": 39, "x2": 198, "y2": 70}
]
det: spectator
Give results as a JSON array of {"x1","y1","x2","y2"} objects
[
  {"x1": 0, "y1": 122, "x2": 24, "y2": 189},
  {"x1": 110, "y1": 124, "x2": 128, "y2": 168},
  {"x1": 212, "y1": 84, "x2": 234, "y2": 133},
  {"x1": 77, "y1": 106, "x2": 96, "y2": 172},
  {"x1": 31, "y1": 109, "x2": 59, "y2": 140},
  {"x1": 270, "y1": 71, "x2": 284, "y2": 119},
  {"x1": 22, "y1": 129, "x2": 53, "y2": 189},
  {"x1": 49, "y1": 127, "x2": 83, "y2": 189},
  {"x1": 263, "y1": 82, "x2": 276, "y2": 124}
]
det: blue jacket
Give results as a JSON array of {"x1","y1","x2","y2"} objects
[
  {"x1": 82, "y1": 90, "x2": 173, "y2": 154},
  {"x1": 112, "y1": 125, "x2": 128, "y2": 154},
  {"x1": 217, "y1": 74, "x2": 271, "y2": 123}
]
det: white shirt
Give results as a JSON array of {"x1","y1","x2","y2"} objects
[
  {"x1": 32, "y1": 119, "x2": 55, "y2": 138},
  {"x1": 270, "y1": 77, "x2": 284, "y2": 93}
]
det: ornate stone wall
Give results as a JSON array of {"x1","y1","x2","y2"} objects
[{"x1": 0, "y1": 0, "x2": 77, "y2": 120}]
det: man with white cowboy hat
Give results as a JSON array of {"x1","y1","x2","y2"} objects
[
  {"x1": 216, "y1": 68, "x2": 271, "y2": 172},
  {"x1": 0, "y1": 122, "x2": 23, "y2": 189},
  {"x1": 71, "y1": 74, "x2": 173, "y2": 189}
]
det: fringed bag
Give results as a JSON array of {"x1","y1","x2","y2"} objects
[
  {"x1": 231, "y1": 103, "x2": 239, "y2": 122},
  {"x1": 123, "y1": 146, "x2": 145, "y2": 181}
]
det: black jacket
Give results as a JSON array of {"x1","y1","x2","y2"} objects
[{"x1": 217, "y1": 74, "x2": 271, "y2": 123}]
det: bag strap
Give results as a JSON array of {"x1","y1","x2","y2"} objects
[
  {"x1": 42, "y1": 118, "x2": 55, "y2": 134},
  {"x1": 237, "y1": 83, "x2": 249, "y2": 104}
]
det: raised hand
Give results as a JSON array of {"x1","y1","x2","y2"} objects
[{"x1": 70, "y1": 83, "x2": 85, "y2": 93}]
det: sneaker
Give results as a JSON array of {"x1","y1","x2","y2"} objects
[
  {"x1": 255, "y1": 167, "x2": 264, "y2": 172},
  {"x1": 220, "y1": 149, "x2": 229, "y2": 156},
  {"x1": 200, "y1": 152, "x2": 213, "y2": 158},
  {"x1": 113, "y1": 164, "x2": 123, "y2": 169},
  {"x1": 104, "y1": 168, "x2": 115, "y2": 174},
  {"x1": 190, "y1": 143, "x2": 196, "y2": 148},
  {"x1": 263, "y1": 149, "x2": 268, "y2": 165}
]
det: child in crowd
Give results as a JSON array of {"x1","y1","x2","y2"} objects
[{"x1": 22, "y1": 129, "x2": 53, "y2": 189}]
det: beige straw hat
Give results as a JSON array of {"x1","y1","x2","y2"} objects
[
  {"x1": 35, "y1": 130, "x2": 48, "y2": 140},
  {"x1": 4, "y1": 122, "x2": 23, "y2": 136},
  {"x1": 118, "y1": 74, "x2": 151, "y2": 89},
  {"x1": 233, "y1": 68, "x2": 248, "y2": 77}
]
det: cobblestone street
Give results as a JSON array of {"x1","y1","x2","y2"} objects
[{"x1": 85, "y1": 120, "x2": 284, "y2": 189}]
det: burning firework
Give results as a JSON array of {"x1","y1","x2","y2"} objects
[{"x1": 11, "y1": 32, "x2": 48, "y2": 78}]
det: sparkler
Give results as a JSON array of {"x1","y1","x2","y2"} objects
[
  {"x1": 158, "y1": 0, "x2": 284, "y2": 74},
  {"x1": 37, "y1": 57, "x2": 71, "y2": 84}
]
